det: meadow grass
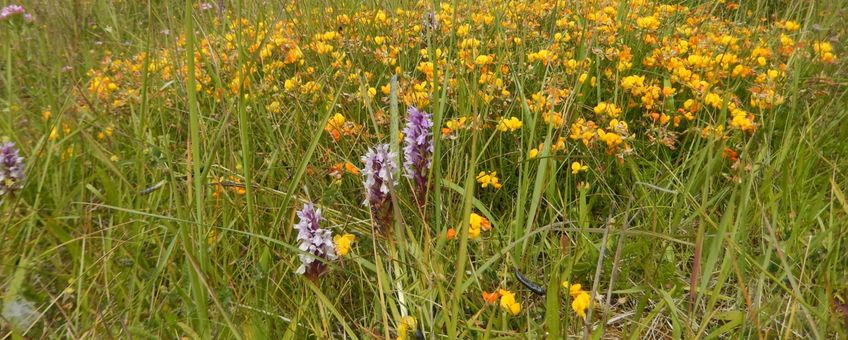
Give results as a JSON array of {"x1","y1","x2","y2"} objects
[{"x1": 1, "y1": 0, "x2": 847, "y2": 338}]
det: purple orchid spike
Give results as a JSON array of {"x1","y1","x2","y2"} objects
[
  {"x1": 0, "y1": 142, "x2": 25, "y2": 197},
  {"x1": 402, "y1": 106, "x2": 433, "y2": 206},
  {"x1": 294, "y1": 203, "x2": 336, "y2": 280},
  {"x1": 361, "y1": 143, "x2": 397, "y2": 231}
]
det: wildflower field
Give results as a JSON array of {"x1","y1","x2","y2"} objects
[{"x1": 2, "y1": 0, "x2": 848, "y2": 338}]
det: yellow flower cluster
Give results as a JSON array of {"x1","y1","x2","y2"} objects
[
  {"x1": 562, "y1": 281, "x2": 592, "y2": 319},
  {"x1": 396, "y1": 316, "x2": 416, "y2": 340},
  {"x1": 441, "y1": 117, "x2": 468, "y2": 139},
  {"x1": 571, "y1": 161, "x2": 588, "y2": 175},
  {"x1": 74, "y1": 0, "x2": 838, "y2": 208},
  {"x1": 498, "y1": 289, "x2": 521, "y2": 316},
  {"x1": 476, "y1": 171, "x2": 502, "y2": 189},
  {"x1": 324, "y1": 113, "x2": 363, "y2": 141},
  {"x1": 528, "y1": 137, "x2": 567, "y2": 160},
  {"x1": 593, "y1": 102, "x2": 621, "y2": 118},
  {"x1": 496, "y1": 117, "x2": 522, "y2": 132},
  {"x1": 468, "y1": 213, "x2": 491, "y2": 239},
  {"x1": 333, "y1": 234, "x2": 355, "y2": 257}
]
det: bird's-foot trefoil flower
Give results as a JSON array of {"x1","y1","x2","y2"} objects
[
  {"x1": 498, "y1": 289, "x2": 522, "y2": 316},
  {"x1": 562, "y1": 281, "x2": 592, "y2": 319},
  {"x1": 333, "y1": 233, "x2": 356, "y2": 257}
]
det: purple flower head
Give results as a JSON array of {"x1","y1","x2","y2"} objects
[
  {"x1": 422, "y1": 12, "x2": 439, "y2": 33},
  {"x1": 362, "y1": 143, "x2": 397, "y2": 205},
  {"x1": 402, "y1": 106, "x2": 433, "y2": 205},
  {"x1": 0, "y1": 142, "x2": 25, "y2": 197},
  {"x1": 0, "y1": 5, "x2": 31, "y2": 21},
  {"x1": 361, "y1": 143, "x2": 397, "y2": 230},
  {"x1": 0, "y1": 5, "x2": 24, "y2": 17},
  {"x1": 293, "y1": 203, "x2": 336, "y2": 278}
]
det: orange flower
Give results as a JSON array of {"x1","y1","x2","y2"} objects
[
  {"x1": 343, "y1": 162, "x2": 360, "y2": 175},
  {"x1": 446, "y1": 228, "x2": 457, "y2": 240},
  {"x1": 329, "y1": 162, "x2": 361, "y2": 180},
  {"x1": 722, "y1": 147, "x2": 739, "y2": 162},
  {"x1": 329, "y1": 163, "x2": 345, "y2": 180},
  {"x1": 211, "y1": 177, "x2": 225, "y2": 198},
  {"x1": 212, "y1": 176, "x2": 246, "y2": 196},
  {"x1": 482, "y1": 290, "x2": 501, "y2": 304}
]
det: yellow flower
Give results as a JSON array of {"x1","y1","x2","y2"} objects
[
  {"x1": 571, "y1": 161, "x2": 588, "y2": 175},
  {"x1": 97, "y1": 126, "x2": 114, "y2": 140},
  {"x1": 456, "y1": 24, "x2": 470, "y2": 37},
  {"x1": 469, "y1": 213, "x2": 485, "y2": 230},
  {"x1": 562, "y1": 281, "x2": 592, "y2": 319},
  {"x1": 476, "y1": 171, "x2": 502, "y2": 189},
  {"x1": 467, "y1": 212, "x2": 491, "y2": 239},
  {"x1": 374, "y1": 10, "x2": 387, "y2": 24},
  {"x1": 570, "y1": 118, "x2": 598, "y2": 146},
  {"x1": 542, "y1": 110, "x2": 565, "y2": 127},
  {"x1": 813, "y1": 41, "x2": 837, "y2": 63},
  {"x1": 267, "y1": 101, "x2": 281, "y2": 114},
  {"x1": 416, "y1": 61, "x2": 434, "y2": 79},
  {"x1": 468, "y1": 225, "x2": 481, "y2": 240},
  {"x1": 528, "y1": 49, "x2": 557, "y2": 65},
  {"x1": 396, "y1": 316, "x2": 416, "y2": 340},
  {"x1": 683, "y1": 99, "x2": 698, "y2": 112},
  {"x1": 333, "y1": 233, "x2": 356, "y2": 256},
  {"x1": 474, "y1": 54, "x2": 493, "y2": 66},
  {"x1": 325, "y1": 113, "x2": 347, "y2": 140},
  {"x1": 704, "y1": 92, "x2": 723, "y2": 109},
  {"x1": 572, "y1": 291, "x2": 591, "y2": 319},
  {"x1": 552, "y1": 137, "x2": 566, "y2": 152},
  {"x1": 813, "y1": 41, "x2": 833, "y2": 54},
  {"x1": 597, "y1": 129, "x2": 623, "y2": 148},
  {"x1": 446, "y1": 117, "x2": 466, "y2": 129},
  {"x1": 620, "y1": 75, "x2": 645, "y2": 92},
  {"x1": 528, "y1": 148, "x2": 539, "y2": 160},
  {"x1": 441, "y1": 117, "x2": 467, "y2": 138},
  {"x1": 636, "y1": 16, "x2": 660, "y2": 30},
  {"x1": 496, "y1": 116, "x2": 523, "y2": 132},
  {"x1": 498, "y1": 289, "x2": 521, "y2": 316},
  {"x1": 593, "y1": 102, "x2": 621, "y2": 118},
  {"x1": 284, "y1": 76, "x2": 300, "y2": 91},
  {"x1": 328, "y1": 114, "x2": 345, "y2": 128},
  {"x1": 49, "y1": 127, "x2": 59, "y2": 141},
  {"x1": 783, "y1": 20, "x2": 800, "y2": 31},
  {"x1": 730, "y1": 112, "x2": 755, "y2": 132}
]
